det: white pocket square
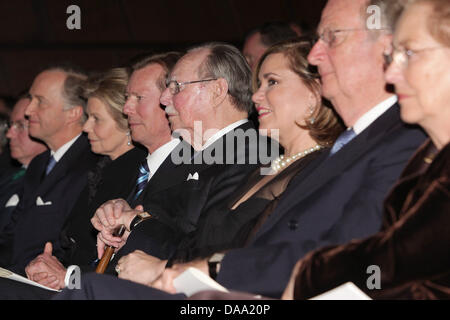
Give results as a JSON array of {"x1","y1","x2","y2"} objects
[
  {"x1": 186, "y1": 172, "x2": 199, "y2": 181},
  {"x1": 36, "y1": 196, "x2": 52, "y2": 206},
  {"x1": 5, "y1": 194, "x2": 20, "y2": 207}
]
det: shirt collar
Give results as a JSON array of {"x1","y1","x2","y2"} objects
[
  {"x1": 201, "y1": 119, "x2": 248, "y2": 151},
  {"x1": 146, "y1": 138, "x2": 181, "y2": 178},
  {"x1": 50, "y1": 133, "x2": 82, "y2": 162},
  {"x1": 353, "y1": 95, "x2": 398, "y2": 135}
]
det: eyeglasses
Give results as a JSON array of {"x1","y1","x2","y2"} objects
[
  {"x1": 7, "y1": 120, "x2": 28, "y2": 131},
  {"x1": 315, "y1": 28, "x2": 366, "y2": 47},
  {"x1": 384, "y1": 45, "x2": 446, "y2": 68},
  {"x1": 165, "y1": 78, "x2": 217, "y2": 95}
]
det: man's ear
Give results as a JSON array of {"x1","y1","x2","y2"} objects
[
  {"x1": 212, "y1": 78, "x2": 229, "y2": 107},
  {"x1": 66, "y1": 105, "x2": 84, "y2": 124}
]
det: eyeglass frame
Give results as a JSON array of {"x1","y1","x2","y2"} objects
[
  {"x1": 315, "y1": 27, "x2": 388, "y2": 47},
  {"x1": 314, "y1": 28, "x2": 366, "y2": 47},
  {"x1": 165, "y1": 78, "x2": 217, "y2": 95},
  {"x1": 383, "y1": 45, "x2": 446, "y2": 68},
  {"x1": 6, "y1": 120, "x2": 29, "y2": 131}
]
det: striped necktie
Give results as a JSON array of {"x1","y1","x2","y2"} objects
[
  {"x1": 329, "y1": 128, "x2": 356, "y2": 156},
  {"x1": 45, "y1": 156, "x2": 57, "y2": 175},
  {"x1": 133, "y1": 160, "x2": 150, "y2": 202}
]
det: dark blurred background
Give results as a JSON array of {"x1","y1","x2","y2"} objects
[{"x1": 0, "y1": 0, "x2": 327, "y2": 97}]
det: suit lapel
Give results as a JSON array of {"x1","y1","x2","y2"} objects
[
  {"x1": 255, "y1": 104, "x2": 403, "y2": 238},
  {"x1": 143, "y1": 122, "x2": 256, "y2": 197},
  {"x1": 36, "y1": 135, "x2": 90, "y2": 197}
]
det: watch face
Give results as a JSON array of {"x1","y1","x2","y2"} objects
[{"x1": 139, "y1": 212, "x2": 151, "y2": 219}]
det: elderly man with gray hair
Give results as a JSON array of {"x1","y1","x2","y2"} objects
[{"x1": 85, "y1": 42, "x2": 272, "y2": 288}]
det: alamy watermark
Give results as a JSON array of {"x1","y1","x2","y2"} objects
[
  {"x1": 366, "y1": 265, "x2": 381, "y2": 290},
  {"x1": 65, "y1": 265, "x2": 81, "y2": 290},
  {"x1": 366, "y1": 5, "x2": 382, "y2": 30},
  {"x1": 66, "y1": 5, "x2": 81, "y2": 30}
]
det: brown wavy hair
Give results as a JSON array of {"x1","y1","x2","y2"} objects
[{"x1": 253, "y1": 38, "x2": 344, "y2": 146}]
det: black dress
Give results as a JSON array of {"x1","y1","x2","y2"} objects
[
  {"x1": 57, "y1": 146, "x2": 147, "y2": 268},
  {"x1": 172, "y1": 148, "x2": 326, "y2": 262}
]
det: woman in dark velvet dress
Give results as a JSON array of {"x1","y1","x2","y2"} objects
[
  {"x1": 170, "y1": 39, "x2": 344, "y2": 263},
  {"x1": 282, "y1": 0, "x2": 450, "y2": 300},
  {"x1": 23, "y1": 68, "x2": 147, "y2": 290}
]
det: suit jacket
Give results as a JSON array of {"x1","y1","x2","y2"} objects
[
  {"x1": 217, "y1": 104, "x2": 427, "y2": 298},
  {"x1": 293, "y1": 140, "x2": 450, "y2": 300},
  {"x1": 58, "y1": 147, "x2": 147, "y2": 267},
  {"x1": 115, "y1": 121, "x2": 265, "y2": 262},
  {"x1": 0, "y1": 134, "x2": 99, "y2": 274},
  {"x1": 0, "y1": 166, "x2": 26, "y2": 232}
]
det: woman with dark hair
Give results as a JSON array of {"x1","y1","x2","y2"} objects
[
  {"x1": 85, "y1": 39, "x2": 343, "y2": 291},
  {"x1": 165, "y1": 39, "x2": 344, "y2": 265},
  {"x1": 281, "y1": 0, "x2": 450, "y2": 300}
]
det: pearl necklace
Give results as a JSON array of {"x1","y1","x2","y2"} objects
[{"x1": 271, "y1": 145, "x2": 322, "y2": 172}]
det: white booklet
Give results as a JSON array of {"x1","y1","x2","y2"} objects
[
  {"x1": 173, "y1": 268, "x2": 371, "y2": 300},
  {"x1": 173, "y1": 267, "x2": 229, "y2": 297},
  {"x1": 0, "y1": 267, "x2": 61, "y2": 292},
  {"x1": 309, "y1": 282, "x2": 372, "y2": 300}
]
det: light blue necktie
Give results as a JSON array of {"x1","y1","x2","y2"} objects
[
  {"x1": 45, "y1": 156, "x2": 57, "y2": 175},
  {"x1": 133, "y1": 160, "x2": 150, "y2": 202},
  {"x1": 329, "y1": 128, "x2": 356, "y2": 156}
]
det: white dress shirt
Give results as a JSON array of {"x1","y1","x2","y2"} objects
[
  {"x1": 352, "y1": 95, "x2": 398, "y2": 135},
  {"x1": 201, "y1": 119, "x2": 249, "y2": 150},
  {"x1": 145, "y1": 138, "x2": 181, "y2": 181},
  {"x1": 50, "y1": 133, "x2": 82, "y2": 162}
]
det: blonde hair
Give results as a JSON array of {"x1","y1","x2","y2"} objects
[{"x1": 83, "y1": 68, "x2": 130, "y2": 131}]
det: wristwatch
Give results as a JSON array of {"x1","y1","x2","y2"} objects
[{"x1": 129, "y1": 211, "x2": 152, "y2": 232}]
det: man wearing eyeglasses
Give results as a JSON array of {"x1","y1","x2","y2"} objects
[
  {"x1": 0, "y1": 96, "x2": 47, "y2": 231},
  {"x1": 88, "y1": 43, "x2": 270, "y2": 285},
  {"x1": 195, "y1": 0, "x2": 427, "y2": 298}
]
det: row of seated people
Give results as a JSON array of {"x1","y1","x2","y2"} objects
[{"x1": 0, "y1": 0, "x2": 448, "y2": 300}]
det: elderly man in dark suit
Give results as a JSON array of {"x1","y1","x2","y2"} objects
[
  {"x1": 53, "y1": 0, "x2": 426, "y2": 300},
  {"x1": 87, "y1": 42, "x2": 269, "y2": 285},
  {"x1": 0, "y1": 67, "x2": 99, "y2": 276}
]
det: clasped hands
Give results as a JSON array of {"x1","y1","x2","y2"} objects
[
  {"x1": 91, "y1": 198, "x2": 142, "y2": 257},
  {"x1": 24, "y1": 198, "x2": 142, "y2": 290},
  {"x1": 24, "y1": 198, "x2": 212, "y2": 294}
]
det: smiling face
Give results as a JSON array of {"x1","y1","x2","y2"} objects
[
  {"x1": 253, "y1": 53, "x2": 315, "y2": 144},
  {"x1": 123, "y1": 63, "x2": 171, "y2": 151},
  {"x1": 83, "y1": 97, "x2": 129, "y2": 159},
  {"x1": 385, "y1": 2, "x2": 450, "y2": 130}
]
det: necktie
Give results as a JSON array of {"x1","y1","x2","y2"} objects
[
  {"x1": 133, "y1": 160, "x2": 150, "y2": 202},
  {"x1": 45, "y1": 156, "x2": 57, "y2": 175},
  {"x1": 329, "y1": 128, "x2": 356, "y2": 156}
]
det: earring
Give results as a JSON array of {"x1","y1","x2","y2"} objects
[
  {"x1": 126, "y1": 130, "x2": 132, "y2": 146},
  {"x1": 308, "y1": 105, "x2": 316, "y2": 125}
]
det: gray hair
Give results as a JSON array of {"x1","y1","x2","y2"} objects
[
  {"x1": 45, "y1": 66, "x2": 88, "y2": 123},
  {"x1": 188, "y1": 42, "x2": 253, "y2": 114}
]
